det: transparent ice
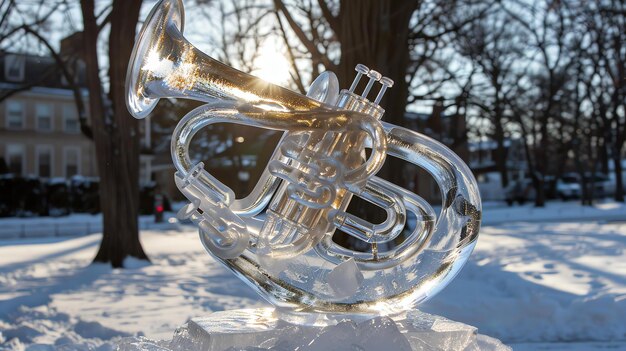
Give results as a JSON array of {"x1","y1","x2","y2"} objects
[
  {"x1": 125, "y1": 0, "x2": 482, "y2": 318},
  {"x1": 116, "y1": 309, "x2": 510, "y2": 351}
]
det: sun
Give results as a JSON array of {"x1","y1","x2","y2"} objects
[{"x1": 253, "y1": 40, "x2": 292, "y2": 86}]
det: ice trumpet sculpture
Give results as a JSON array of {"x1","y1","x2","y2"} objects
[{"x1": 126, "y1": 0, "x2": 481, "y2": 319}]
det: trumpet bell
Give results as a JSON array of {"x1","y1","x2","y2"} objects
[
  {"x1": 125, "y1": 0, "x2": 325, "y2": 120},
  {"x1": 126, "y1": 0, "x2": 184, "y2": 119}
]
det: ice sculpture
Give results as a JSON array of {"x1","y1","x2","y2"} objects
[{"x1": 125, "y1": 0, "x2": 482, "y2": 319}]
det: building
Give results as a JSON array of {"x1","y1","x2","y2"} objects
[
  {"x1": 468, "y1": 138, "x2": 527, "y2": 182},
  {"x1": 0, "y1": 52, "x2": 96, "y2": 180},
  {"x1": 466, "y1": 138, "x2": 529, "y2": 200},
  {"x1": 0, "y1": 51, "x2": 153, "y2": 184}
]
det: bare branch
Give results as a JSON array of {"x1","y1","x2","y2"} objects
[
  {"x1": 273, "y1": 0, "x2": 336, "y2": 70},
  {"x1": 275, "y1": 9, "x2": 306, "y2": 94},
  {"x1": 20, "y1": 25, "x2": 93, "y2": 139}
]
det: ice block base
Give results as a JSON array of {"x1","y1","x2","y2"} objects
[
  {"x1": 118, "y1": 308, "x2": 512, "y2": 351},
  {"x1": 116, "y1": 308, "x2": 510, "y2": 350}
]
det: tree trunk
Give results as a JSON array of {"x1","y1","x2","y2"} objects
[
  {"x1": 81, "y1": 0, "x2": 148, "y2": 268},
  {"x1": 335, "y1": 0, "x2": 418, "y2": 189},
  {"x1": 612, "y1": 148, "x2": 624, "y2": 202},
  {"x1": 534, "y1": 156, "x2": 546, "y2": 207},
  {"x1": 575, "y1": 151, "x2": 592, "y2": 206},
  {"x1": 330, "y1": 1, "x2": 418, "y2": 223},
  {"x1": 534, "y1": 108, "x2": 550, "y2": 207},
  {"x1": 493, "y1": 122, "x2": 509, "y2": 189},
  {"x1": 533, "y1": 177, "x2": 545, "y2": 207}
]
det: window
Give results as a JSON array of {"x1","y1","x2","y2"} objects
[
  {"x1": 4, "y1": 54, "x2": 25, "y2": 82},
  {"x1": 36, "y1": 103, "x2": 53, "y2": 131},
  {"x1": 37, "y1": 146, "x2": 53, "y2": 178},
  {"x1": 6, "y1": 100, "x2": 24, "y2": 129},
  {"x1": 6, "y1": 144, "x2": 25, "y2": 176},
  {"x1": 63, "y1": 104, "x2": 79, "y2": 133},
  {"x1": 64, "y1": 147, "x2": 80, "y2": 177}
]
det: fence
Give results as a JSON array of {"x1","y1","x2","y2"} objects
[{"x1": 0, "y1": 218, "x2": 177, "y2": 240}]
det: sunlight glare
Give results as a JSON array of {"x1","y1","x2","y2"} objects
[{"x1": 253, "y1": 40, "x2": 291, "y2": 86}]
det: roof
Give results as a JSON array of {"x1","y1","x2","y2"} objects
[{"x1": 0, "y1": 51, "x2": 87, "y2": 90}]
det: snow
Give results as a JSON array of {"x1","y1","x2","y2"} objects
[
  {"x1": 0, "y1": 228, "x2": 264, "y2": 349},
  {"x1": 0, "y1": 203, "x2": 625, "y2": 349},
  {"x1": 0, "y1": 214, "x2": 179, "y2": 240},
  {"x1": 421, "y1": 221, "x2": 626, "y2": 344},
  {"x1": 481, "y1": 199, "x2": 626, "y2": 225}
]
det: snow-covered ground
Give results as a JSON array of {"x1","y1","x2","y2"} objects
[
  {"x1": 1, "y1": 202, "x2": 625, "y2": 350},
  {"x1": 422, "y1": 220, "x2": 626, "y2": 349},
  {"x1": 481, "y1": 200, "x2": 626, "y2": 225}
]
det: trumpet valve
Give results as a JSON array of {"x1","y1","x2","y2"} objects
[
  {"x1": 374, "y1": 76, "x2": 394, "y2": 105},
  {"x1": 337, "y1": 65, "x2": 392, "y2": 119},
  {"x1": 361, "y1": 70, "x2": 382, "y2": 99},
  {"x1": 348, "y1": 64, "x2": 370, "y2": 93}
]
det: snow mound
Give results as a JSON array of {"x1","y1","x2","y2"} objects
[{"x1": 0, "y1": 305, "x2": 129, "y2": 350}]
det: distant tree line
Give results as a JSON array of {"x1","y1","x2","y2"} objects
[
  {"x1": 456, "y1": 1, "x2": 625, "y2": 206},
  {"x1": 207, "y1": 0, "x2": 624, "y2": 207},
  {"x1": 1, "y1": 0, "x2": 146, "y2": 267}
]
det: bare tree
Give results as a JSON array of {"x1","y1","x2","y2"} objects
[
  {"x1": 0, "y1": 0, "x2": 148, "y2": 266},
  {"x1": 579, "y1": 0, "x2": 626, "y2": 202},
  {"x1": 0, "y1": 1, "x2": 91, "y2": 138},
  {"x1": 456, "y1": 13, "x2": 526, "y2": 188},
  {"x1": 80, "y1": 0, "x2": 148, "y2": 267},
  {"x1": 503, "y1": 0, "x2": 578, "y2": 206},
  {"x1": 271, "y1": 0, "x2": 494, "y2": 188}
]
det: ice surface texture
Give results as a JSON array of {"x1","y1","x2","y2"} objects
[{"x1": 116, "y1": 308, "x2": 510, "y2": 351}]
